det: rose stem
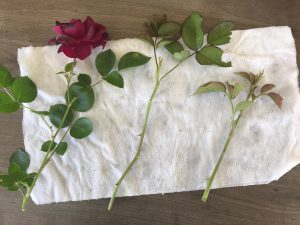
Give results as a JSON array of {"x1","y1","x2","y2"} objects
[
  {"x1": 201, "y1": 84, "x2": 255, "y2": 202},
  {"x1": 21, "y1": 99, "x2": 76, "y2": 211},
  {"x1": 21, "y1": 60, "x2": 77, "y2": 211},
  {"x1": 108, "y1": 40, "x2": 197, "y2": 211},
  {"x1": 108, "y1": 37, "x2": 161, "y2": 210}
]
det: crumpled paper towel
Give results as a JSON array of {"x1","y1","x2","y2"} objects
[{"x1": 17, "y1": 26, "x2": 300, "y2": 205}]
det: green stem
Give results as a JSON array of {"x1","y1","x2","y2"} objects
[
  {"x1": 22, "y1": 107, "x2": 76, "y2": 210},
  {"x1": 153, "y1": 37, "x2": 159, "y2": 69},
  {"x1": 20, "y1": 105, "x2": 53, "y2": 132},
  {"x1": 91, "y1": 73, "x2": 111, "y2": 87},
  {"x1": 21, "y1": 99, "x2": 76, "y2": 211},
  {"x1": 201, "y1": 85, "x2": 254, "y2": 202},
  {"x1": 47, "y1": 120, "x2": 74, "y2": 160},
  {"x1": 21, "y1": 64, "x2": 76, "y2": 211},
  {"x1": 66, "y1": 59, "x2": 76, "y2": 104},
  {"x1": 159, "y1": 51, "x2": 196, "y2": 81},
  {"x1": 226, "y1": 93, "x2": 235, "y2": 129},
  {"x1": 40, "y1": 116, "x2": 53, "y2": 133},
  {"x1": 21, "y1": 146, "x2": 51, "y2": 211},
  {"x1": 108, "y1": 66, "x2": 161, "y2": 211},
  {"x1": 201, "y1": 123, "x2": 235, "y2": 202},
  {"x1": 91, "y1": 78, "x2": 104, "y2": 87},
  {"x1": 107, "y1": 44, "x2": 196, "y2": 211},
  {"x1": 3, "y1": 82, "x2": 54, "y2": 132},
  {"x1": 91, "y1": 71, "x2": 116, "y2": 87}
]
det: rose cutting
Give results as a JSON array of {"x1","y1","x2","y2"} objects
[{"x1": 0, "y1": 16, "x2": 150, "y2": 211}]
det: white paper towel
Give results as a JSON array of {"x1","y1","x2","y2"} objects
[{"x1": 17, "y1": 26, "x2": 300, "y2": 205}]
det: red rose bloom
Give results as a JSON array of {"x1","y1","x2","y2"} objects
[{"x1": 49, "y1": 16, "x2": 108, "y2": 60}]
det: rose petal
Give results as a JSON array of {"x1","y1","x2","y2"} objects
[
  {"x1": 57, "y1": 45, "x2": 63, "y2": 53},
  {"x1": 91, "y1": 32, "x2": 108, "y2": 48},
  {"x1": 63, "y1": 21, "x2": 86, "y2": 38},
  {"x1": 84, "y1": 25, "x2": 96, "y2": 41},
  {"x1": 53, "y1": 25, "x2": 63, "y2": 35},
  {"x1": 92, "y1": 39, "x2": 106, "y2": 49},
  {"x1": 95, "y1": 23, "x2": 106, "y2": 32},
  {"x1": 90, "y1": 29, "x2": 104, "y2": 43},
  {"x1": 75, "y1": 43, "x2": 92, "y2": 60},
  {"x1": 58, "y1": 45, "x2": 77, "y2": 58},
  {"x1": 57, "y1": 35, "x2": 77, "y2": 45},
  {"x1": 83, "y1": 16, "x2": 95, "y2": 29}
]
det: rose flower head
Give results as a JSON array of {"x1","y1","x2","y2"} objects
[{"x1": 49, "y1": 16, "x2": 108, "y2": 60}]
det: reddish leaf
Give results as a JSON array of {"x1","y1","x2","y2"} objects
[
  {"x1": 268, "y1": 92, "x2": 283, "y2": 109},
  {"x1": 261, "y1": 84, "x2": 275, "y2": 94},
  {"x1": 236, "y1": 72, "x2": 255, "y2": 83}
]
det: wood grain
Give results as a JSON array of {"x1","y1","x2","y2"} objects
[{"x1": 0, "y1": 0, "x2": 299, "y2": 224}]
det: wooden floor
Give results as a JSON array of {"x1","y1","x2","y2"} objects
[{"x1": 0, "y1": 0, "x2": 300, "y2": 224}]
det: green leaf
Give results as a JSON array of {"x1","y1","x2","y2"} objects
[
  {"x1": 49, "y1": 104, "x2": 73, "y2": 128},
  {"x1": 267, "y1": 92, "x2": 283, "y2": 109},
  {"x1": 207, "y1": 22, "x2": 234, "y2": 45},
  {"x1": 65, "y1": 62, "x2": 76, "y2": 73},
  {"x1": 78, "y1": 74, "x2": 92, "y2": 86},
  {"x1": 7, "y1": 184, "x2": 19, "y2": 191},
  {"x1": 30, "y1": 110, "x2": 49, "y2": 116},
  {"x1": 11, "y1": 76, "x2": 37, "y2": 103},
  {"x1": 118, "y1": 52, "x2": 151, "y2": 71},
  {"x1": 0, "y1": 92, "x2": 19, "y2": 113},
  {"x1": 8, "y1": 163, "x2": 27, "y2": 183},
  {"x1": 23, "y1": 173, "x2": 37, "y2": 187},
  {"x1": 0, "y1": 174, "x2": 15, "y2": 188},
  {"x1": 105, "y1": 71, "x2": 124, "y2": 88},
  {"x1": 0, "y1": 174, "x2": 14, "y2": 188},
  {"x1": 196, "y1": 46, "x2": 231, "y2": 67},
  {"x1": 70, "y1": 117, "x2": 93, "y2": 139},
  {"x1": 55, "y1": 142, "x2": 68, "y2": 156},
  {"x1": 193, "y1": 81, "x2": 226, "y2": 95},
  {"x1": 68, "y1": 82, "x2": 95, "y2": 112},
  {"x1": 156, "y1": 39, "x2": 173, "y2": 49},
  {"x1": 261, "y1": 84, "x2": 275, "y2": 94},
  {"x1": 9, "y1": 148, "x2": 30, "y2": 171},
  {"x1": 181, "y1": 12, "x2": 203, "y2": 50},
  {"x1": 173, "y1": 50, "x2": 190, "y2": 61},
  {"x1": 8, "y1": 163, "x2": 22, "y2": 175},
  {"x1": 234, "y1": 101, "x2": 253, "y2": 113},
  {"x1": 158, "y1": 21, "x2": 181, "y2": 39},
  {"x1": 0, "y1": 65, "x2": 13, "y2": 87},
  {"x1": 95, "y1": 49, "x2": 116, "y2": 76},
  {"x1": 138, "y1": 35, "x2": 154, "y2": 46},
  {"x1": 230, "y1": 83, "x2": 243, "y2": 99},
  {"x1": 165, "y1": 41, "x2": 184, "y2": 54},
  {"x1": 41, "y1": 140, "x2": 57, "y2": 152}
]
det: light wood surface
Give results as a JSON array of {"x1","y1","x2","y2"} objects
[{"x1": 0, "y1": 0, "x2": 299, "y2": 224}]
